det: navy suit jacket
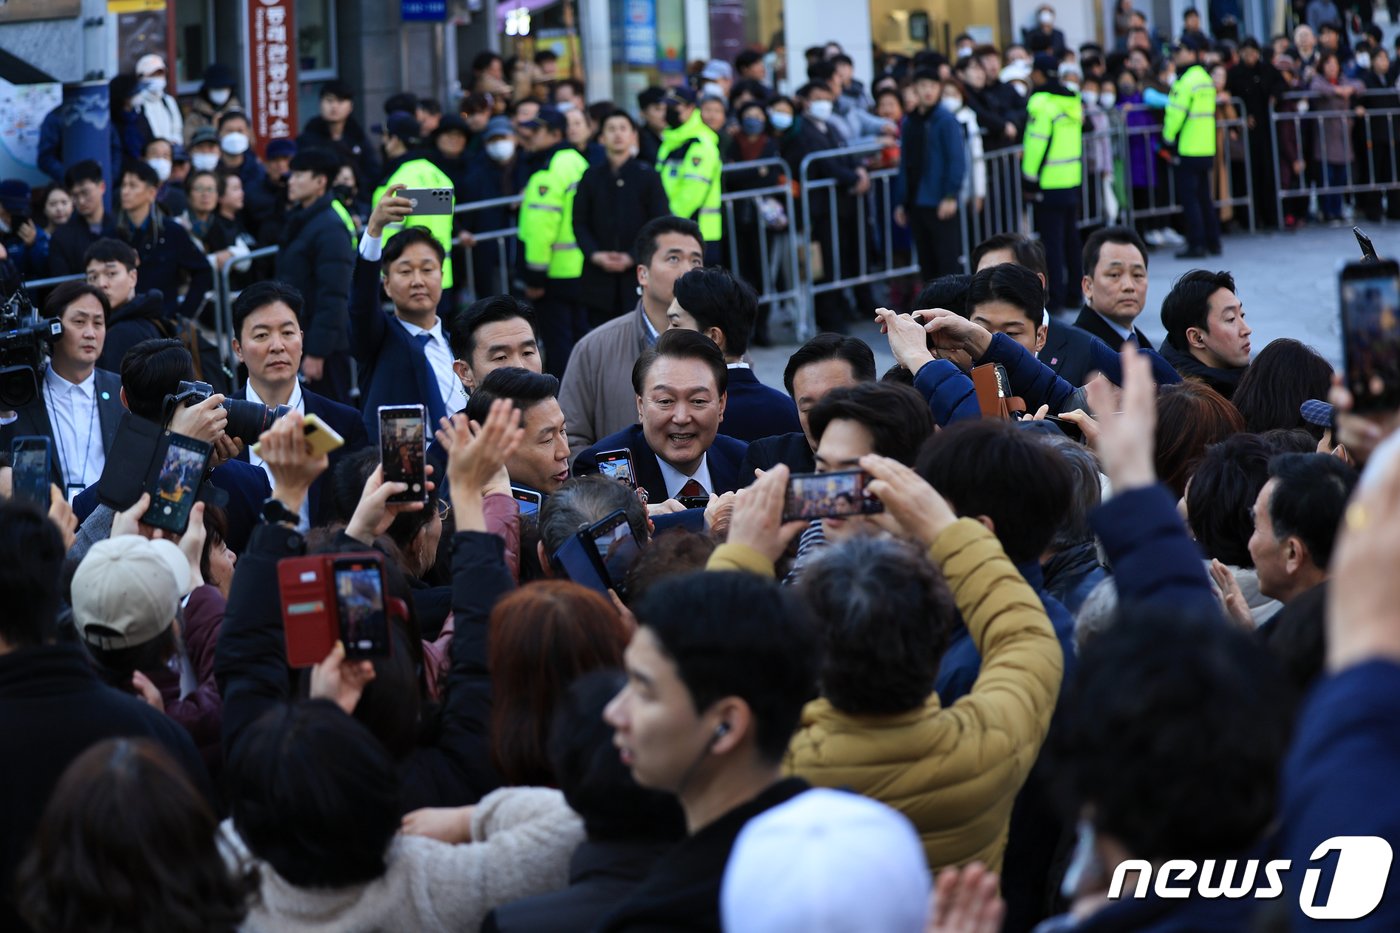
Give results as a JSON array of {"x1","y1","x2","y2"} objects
[
  {"x1": 738, "y1": 432, "x2": 815, "y2": 486},
  {"x1": 232, "y1": 385, "x2": 369, "y2": 524},
  {"x1": 718, "y1": 367, "x2": 803, "y2": 443},
  {"x1": 0, "y1": 368, "x2": 124, "y2": 489},
  {"x1": 574, "y1": 424, "x2": 749, "y2": 499},
  {"x1": 1072, "y1": 305, "x2": 1153, "y2": 351},
  {"x1": 1039, "y1": 320, "x2": 1101, "y2": 388},
  {"x1": 349, "y1": 254, "x2": 451, "y2": 438}
]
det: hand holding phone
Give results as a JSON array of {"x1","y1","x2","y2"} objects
[
  {"x1": 10, "y1": 437, "x2": 51, "y2": 507},
  {"x1": 782, "y1": 469, "x2": 885, "y2": 523},
  {"x1": 279, "y1": 553, "x2": 396, "y2": 667},
  {"x1": 251, "y1": 412, "x2": 345, "y2": 459},
  {"x1": 596, "y1": 449, "x2": 636, "y2": 488},
  {"x1": 379, "y1": 405, "x2": 428, "y2": 503},
  {"x1": 399, "y1": 187, "x2": 455, "y2": 216},
  {"x1": 1340, "y1": 258, "x2": 1400, "y2": 414},
  {"x1": 141, "y1": 434, "x2": 213, "y2": 534}
]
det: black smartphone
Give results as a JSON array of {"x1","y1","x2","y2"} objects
[
  {"x1": 552, "y1": 533, "x2": 611, "y2": 596},
  {"x1": 782, "y1": 469, "x2": 886, "y2": 523},
  {"x1": 1340, "y1": 258, "x2": 1400, "y2": 414},
  {"x1": 511, "y1": 485, "x2": 543, "y2": 516},
  {"x1": 1045, "y1": 415, "x2": 1086, "y2": 443},
  {"x1": 141, "y1": 434, "x2": 213, "y2": 534},
  {"x1": 587, "y1": 508, "x2": 643, "y2": 597},
  {"x1": 677, "y1": 494, "x2": 710, "y2": 510},
  {"x1": 399, "y1": 187, "x2": 455, "y2": 216},
  {"x1": 595, "y1": 448, "x2": 636, "y2": 488},
  {"x1": 1354, "y1": 226, "x2": 1379, "y2": 263},
  {"x1": 379, "y1": 404, "x2": 427, "y2": 503},
  {"x1": 10, "y1": 436, "x2": 51, "y2": 507},
  {"x1": 332, "y1": 555, "x2": 392, "y2": 659}
]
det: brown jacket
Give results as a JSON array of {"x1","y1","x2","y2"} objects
[{"x1": 558, "y1": 300, "x2": 653, "y2": 462}]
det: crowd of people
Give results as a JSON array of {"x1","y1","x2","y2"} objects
[{"x1": 0, "y1": 14, "x2": 1398, "y2": 933}]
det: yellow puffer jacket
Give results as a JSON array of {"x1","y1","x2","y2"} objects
[{"x1": 707, "y1": 520, "x2": 1063, "y2": 873}]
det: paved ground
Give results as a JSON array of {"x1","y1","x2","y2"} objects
[{"x1": 748, "y1": 218, "x2": 1400, "y2": 386}]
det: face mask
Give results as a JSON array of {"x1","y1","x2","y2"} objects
[
  {"x1": 221, "y1": 132, "x2": 250, "y2": 155},
  {"x1": 941, "y1": 95, "x2": 962, "y2": 111},
  {"x1": 555, "y1": 100, "x2": 576, "y2": 113},
  {"x1": 1296, "y1": 98, "x2": 1310, "y2": 113},
  {"x1": 1356, "y1": 52, "x2": 1371, "y2": 70},
  {"x1": 332, "y1": 183, "x2": 355, "y2": 205},
  {"x1": 1064, "y1": 80, "x2": 1080, "y2": 92},
  {"x1": 808, "y1": 99, "x2": 834, "y2": 121},
  {"x1": 208, "y1": 88, "x2": 232, "y2": 106},
  {"x1": 769, "y1": 110, "x2": 794, "y2": 130},
  {"x1": 1100, "y1": 91, "x2": 1116, "y2": 107},
  {"x1": 702, "y1": 82, "x2": 724, "y2": 99},
  {"x1": 1082, "y1": 91, "x2": 1098, "y2": 105},
  {"x1": 1013, "y1": 82, "x2": 1030, "y2": 97},
  {"x1": 486, "y1": 139, "x2": 516, "y2": 162},
  {"x1": 191, "y1": 152, "x2": 220, "y2": 172},
  {"x1": 141, "y1": 77, "x2": 167, "y2": 97},
  {"x1": 1038, "y1": 10, "x2": 1054, "y2": 25},
  {"x1": 665, "y1": 105, "x2": 685, "y2": 128},
  {"x1": 958, "y1": 46, "x2": 973, "y2": 58},
  {"x1": 146, "y1": 157, "x2": 172, "y2": 181},
  {"x1": 741, "y1": 115, "x2": 766, "y2": 135}
]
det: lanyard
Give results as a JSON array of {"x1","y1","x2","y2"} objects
[{"x1": 45, "y1": 378, "x2": 97, "y2": 489}]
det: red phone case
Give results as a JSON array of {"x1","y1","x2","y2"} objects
[{"x1": 278, "y1": 555, "x2": 338, "y2": 668}]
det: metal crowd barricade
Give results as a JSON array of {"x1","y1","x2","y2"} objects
[
  {"x1": 213, "y1": 244, "x2": 280, "y2": 383},
  {"x1": 797, "y1": 142, "x2": 922, "y2": 328},
  {"x1": 453, "y1": 194, "x2": 524, "y2": 301},
  {"x1": 1269, "y1": 89, "x2": 1400, "y2": 229},
  {"x1": 1116, "y1": 98, "x2": 1254, "y2": 232},
  {"x1": 962, "y1": 144, "x2": 1029, "y2": 269},
  {"x1": 718, "y1": 158, "x2": 806, "y2": 340},
  {"x1": 18, "y1": 273, "x2": 86, "y2": 292}
]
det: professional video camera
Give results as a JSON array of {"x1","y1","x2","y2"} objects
[
  {"x1": 166, "y1": 379, "x2": 291, "y2": 446},
  {"x1": 0, "y1": 278, "x2": 62, "y2": 410}
]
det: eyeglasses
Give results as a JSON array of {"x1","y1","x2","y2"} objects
[{"x1": 435, "y1": 500, "x2": 452, "y2": 521}]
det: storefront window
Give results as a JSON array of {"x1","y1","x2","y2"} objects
[
  {"x1": 296, "y1": 0, "x2": 337, "y2": 79},
  {"x1": 175, "y1": 0, "x2": 214, "y2": 92},
  {"x1": 609, "y1": 0, "x2": 687, "y2": 110}
]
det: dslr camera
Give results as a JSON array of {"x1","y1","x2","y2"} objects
[
  {"x1": 166, "y1": 379, "x2": 291, "y2": 445},
  {"x1": 0, "y1": 282, "x2": 62, "y2": 410}
]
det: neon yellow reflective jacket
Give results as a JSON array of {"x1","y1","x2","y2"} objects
[
  {"x1": 1022, "y1": 87, "x2": 1083, "y2": 190},
  {"x1": 373, "y1": 158, "x2": 456, "y2": 288},
  {"x1": 330, "y1": 199, "x2": 356, "y2": 241},
  {"x1": 1163, "y1": 64, "x2": 1216, "y2": 158},
  {"x1": 519, "y1": 145, "x2": 590, "y2": 281},
  {"x1": 656, "y1": 109, "x2": 722, "y2": 242}
]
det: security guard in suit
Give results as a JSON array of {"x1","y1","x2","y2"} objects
[
  {"x1": 518, "y1": 105, "x2": 591, "y2": 378},
  {"x1": 1162, "y1": 34, "x2": 1221, "y2": 259},
  {"x1": 1022, "y1": 54, "x2": 1084, "y2": 311},
  {"x1": 655, "y1": 86, "x2": 722, "y2": 255}
]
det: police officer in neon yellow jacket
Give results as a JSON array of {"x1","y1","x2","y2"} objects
[
  {"x1": 655, "y1": 86, "x2": 722, "y2": 249},
  {"x1": 1022, "y1": 55, "x2": 1085, "y2": 311},
  {"x1": 518, "y1": 105, "x2": 591, "y2": 378},
  {"x1": 1162, "y1": 34, "x2": 1221, "y2": 259},
  {"x1": 371, "y1": 111, "x2": 457, "y2": 297}
]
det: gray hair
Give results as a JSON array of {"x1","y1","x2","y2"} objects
[
  {"x1": 1037, "y1": 433, "x2": 1103, "y2": 552},
  {"x1": 538, "y1": 475, "x2": 649, "y2": 557},
  {"x1": 1074, "y1": 576, "x2": 1119, "y2": 653}
]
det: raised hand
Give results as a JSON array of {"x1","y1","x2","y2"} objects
[
  {"x1": 861, "y1": 454, "x2": 958, "y2": 549},
  {"x1": 310, "y1": 640, "x2": 377, "y2": 715},
  {"x1": 368, "y1": 182, "x2": 414, "y2": 237},
  {"x1": 725, "y1": 465, "x2": 808, "y2": 564},
  {"x1": 1085, "y1": 344, "x2": 1157, "y2": 493},
  {"x1": 874, "y1": 307, "x2": 935, "y2": 375},
  {"x1": 256, "y1": 411, "x2": 328, "y2": 515}
]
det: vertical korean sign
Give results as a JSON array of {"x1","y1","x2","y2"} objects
[{"x1": 246, "y1": 0, "x2": 298, "y2": 157}]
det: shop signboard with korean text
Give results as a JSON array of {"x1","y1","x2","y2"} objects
[{"x1": 244, "y1": 0, "x2": 299, "y2": 156}]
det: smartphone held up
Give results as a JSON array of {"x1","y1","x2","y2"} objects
[
  {"x1": 782, "y1": 470, "x2": 885, "y2": 523},
  {"x1": 379, "y1": 404, "x2": 427, "y2": 502},
  {"x1": 1340, "y1": 257, "x2": 1400, "y2": 414}
]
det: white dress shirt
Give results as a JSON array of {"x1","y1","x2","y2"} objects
[
  {"x1": 655, "y1": 453, "x2": 714, "y2": 501},
  {"x1": 44, "y1": 365, "x2": 106, "y2": 490},
  {"x1": 360, "y1": 230, "x2": 461, "y2": 414},
  {"x1": 246, "y1": 379, "x2": 311, "y2": 531}
]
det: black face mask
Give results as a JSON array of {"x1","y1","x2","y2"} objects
[
  {"x1": 665, "y1": 105, "x2": 685, "y2": 129},
  {"x1": 332, "y1": 183, "x2": 355, "y2": 205}
]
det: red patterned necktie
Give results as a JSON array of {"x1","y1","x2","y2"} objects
[{"x1": 678, "y1": 479, "x2": 706, "y2": 498}]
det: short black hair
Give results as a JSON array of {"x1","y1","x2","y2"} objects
[
  {"x1": 972, "y1": 232, "x2": 1048, "y2": 283},
  {"x1": 801, "y1": 536, "x2": 956, "y2": 714},
  {"x1": 671, "y1": 267, "x2": 757, "y2": 357},
  {"x1": 381, "y1": 226, "x2": 446, "y2": 266},
  {"x1": 288, "y1": 147, "x2": 342, "y2": 186},
  {"x1": 119, "y1": 339, "x2": 195, "y2": 423},
  {"x1": 1053, "y1": 610, "x2": 1293, "y2": 863},
  {"x1": 831, "y1": 53, "x2": 854, "y2": 68},
  {"x1": 43, "y1": 280, "x2": 111, "y2": 322},
  {"x1": 782, "y1": 333, "x2": 876, "y2": 398},
  {"x1": 319, "y1": 78, "x2": 354, "y2": 101},
  {"x1": 967, "y1": 263, "x2": 1045, "y2": 328},
  {"x1": 0, "y1": 499, "x2": 66, "y2": 649},
  {"x1": 448, "y1": 294, "x2": 536, "y2": 361},
  {"x1": 120, "y1": 159, "x2": 160, "y2": 190},
  {"x1": 915, "y1": 274, "x2": 973, "y2": 319},
  {"x1": 794, "y1": 81, "x2": 831, "y2": 100},
  {"x1": 600, "y1": 109, "x2": 638, "y2": 133},
  {"x1": 1265, "y1": 453, "x2": 1357, "y2": 570},
  {"x1": 216, "y1": 109, "x2": 250, "y2": 130},
  {"x1": 539, "y1": 476, "x2": 649, "y2": 558},
  {"x1": 1160, "y1": 269, "x2": 1237, "y2": 352},
  {"x1": 636, "y1": 571, "x2": 818, "y2": 763},
  {"x1": 808, "y1": 382, "x2": 934, "y2": 466},
  {"x1": 1230, "y1": 338, "x2": 1333, "y2": 440},
  {"x1": 735, "y1": 49, "x2": 764, "y2": 71},
  {"x1": 465, "y1": 366, "x2": 559, "y2": 424},
  {"x1": 227, "y1": 700, "x2": 401, "y2": 887},
  {"x1": 549, "y1": 670, "x2": 687, "y2": 843},
  {"x1": 917, "y1": 419, "x2": 1074, "y2": 564},
  {"x1": 232, "y1": 280, "x2": 304, "y2": 339},
  {"x1": 416, "y1": 97, "x2": 442, "y2": 116},
  {"x1": 634, "y1": 215, "x2": 704, "y2": 267},
  {"x1": 472, "y1": 50, "x2": 502, "y2": 72},
  {"x1": 1186, "y1": 433, "x2": 1273, "y2": 567},
  {"x1": 631, "y1": 328, "x2": 728, "y2": 398},
  {"x1": 64, "y1": 159, "x2": 103, "y2": 189},
  {"x1": 807, "y1": 60, "x2": 836, "y2": 83},
  {"x1": 83, "y1": 237, "x2": 138, "y2": 272},
  {"x1": 534, "y1": 48, "x2": 559, "y2": 65},
  {"x1": 1081, "y1": 226, "x2": 1149, "y2": 277}
]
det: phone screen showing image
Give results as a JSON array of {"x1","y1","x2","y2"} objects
[
  {"x1": 379, "y1": 406, "x2": 427, "y2": 502},
  {"x1": 511, "y1": 486, "x2": 542, "y2": 516},
  {"x1": 596, "y1": 450, "x2": 635, "y2": 488},
  {"x1": 1341, "y1": 262, "x2": 1400, "y2": 413},
  {"x1": 142, "y1": 436, "x2": 211, "y2": 533},
  {"x1": 782, "y1": 470, "x2": 886, "y2": 523},
  {"x1": 588, "y1": 510, "x2": 642, "y2": 594},
  {"x1": 333, "y1": 559, "x2": 390, "y2": 658},
  {"x1": 10, "y1": 438, "x2": 50, "y2": 507}
]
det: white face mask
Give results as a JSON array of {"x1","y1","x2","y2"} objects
[
  {"x1": 702, "y1": 82, "x2": 724, "y2": 99},
  {"x1": 1100, "y1": 91, "x2": 1116, "y2": 107},
  {"x1": 555, "y1": 100, "x2": 576, "y2": 113},
  {"x1": 958, "y1": 46, "x2": 974, "y2": 58},
  {"x1": 1356, "y1": 52, "x2": 1371, "y2": 70},
  {"x1": 1038, "y1": 10, "x2": 1055, "y2": 25},
  {"x1": 1082, "y1": 91, "x2": 1098, "y2": 105},
  {"x1": 486, "y1": 139, "x2": 516, "y2": 162},
  {"x1": 1064, "y1": 80, "x2": 1080, "y2": 92},
  {"x1": 769, "y1": 110, "x2": 794, "y2": 130},
  {"x1": 141, "y1": 76, "x2": 167, "y2": 97},
  {"x1": 1013, "y1": 82, "x2": 1030, "y2": 97},
  {"x1": 807, "y1": 99, "x2": 834, "y2": 121},
  {"x1": 208, "y1": 88, "x2": 232, "y2": 106},
  {"x1": 221, "y1": 132, "x2": 250, "y2": 155},
  {"x1": 147, "y1": 157, "x2": 172, "y2": 181},
  {"x1": 191, "y1": 152, "x2": 220, "y2": 172},
  {"x1": 941, "y1": 95, "x2": 962, "y2": 111}
]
